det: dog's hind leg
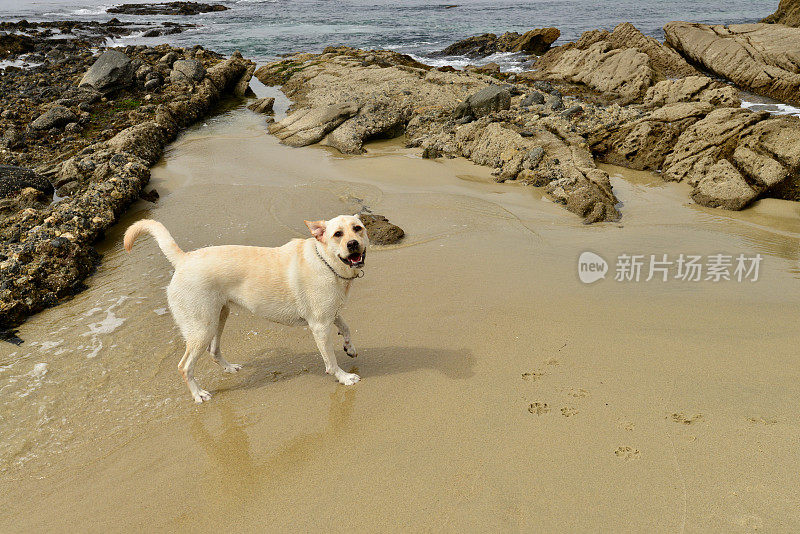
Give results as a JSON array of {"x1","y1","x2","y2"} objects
[
  {"x1": 334, "y1": 315, "x2": 358, "y2": 358},
  {"x1": 209, "y1": 305, "x2": 242, "y2": 373},
  {"x1": 310, "y1": 322, "x2": 360, "y2": 386},
  {"x1": 168, "y1": 281, "x2": 219, "y2": 403},
  {"x1": 179, "y1": 336, "x2": 214, "y2": 403}
]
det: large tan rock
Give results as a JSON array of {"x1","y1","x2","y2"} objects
[
  {"x1": 690, "y1": 159, "x2": 758, "y2": 210},
  {"x1": 662, "y1": 107, "x2": 766, "y2": 185},
  {"x1": 605, "y1": 22, "x2": 698, "y2": 78},
  {"x1": 260, "y1": 48, "x2": 490, "y2": 154},
  {"x1": 268, "y1": 102, "x2": 360, "y2": 147},
  {"x1": 537, "y1": 42, "x2": 654, "y2": 101},
  {"x1": 762, "y1": 0, "x2": 800, "y2": 27},
  {"x1": 589, "y1": 102, "x2": 716, "y2": 171},
  {"x1": 532, "y1": 23, "x2": 698, "y2": 102},
  {"x1": 664, "y1": 22, "x2": 800, "y2": 105},
  {"x1": 643, "y1": 76, "x2": 739, "y2": 108}
]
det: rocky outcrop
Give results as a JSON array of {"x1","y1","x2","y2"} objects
[
  {"x1": 531, "y1": 23, "x2": 698, "y2": 103},
  {"x1": 0, "y1": 45, "x2": 255, "y2": 330},
  {"x1": 762, "y1": 0, "x2": 800, "y2": 26},
  {"x1": 408, "y1": 112, "x2": 619, "y2": 222},
  {"x1": 664, "y1": 22, "x2": 800, "y2": 105},
  {"x1": 0, "y1": 34, "x2": 35, "y2": 59},
  {"x1": 259, "y1": 47, "x2": 619, "y2": 223},
  {"x1": 107, "y1": 2, "x2": 228, "y2": 15},
  {"x1": 263, "y1": 40, "x2": 800, "y2": 221},
  {"x1": 433, "y1": 27, "x2": 561, "y2": 58},
  {"x1": 258, "y1": 48, "x2": 485, "y2": 154},
  {"x1": 585, "y1": 88, "x2": 800, "y2": 211}
]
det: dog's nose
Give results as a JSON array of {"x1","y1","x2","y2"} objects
[{"x1": 347, "y1": 239, "x2": 360, "y2": 251}]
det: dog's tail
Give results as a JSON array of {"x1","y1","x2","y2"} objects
[{"x1": 124, "y1": 219, "x2": 185, "y2": 267}]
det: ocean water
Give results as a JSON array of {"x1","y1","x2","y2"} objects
[
  {"x1": 2, "y1": 0, "x2": 795, "y2": 114},
  {"x1": 0, "y1": 0, "x2": 777, "y2": 67}
]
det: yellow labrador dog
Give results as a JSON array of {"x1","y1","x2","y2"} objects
[{"x1": 124, "y1": 215, "x2": 367, "y2": 403}]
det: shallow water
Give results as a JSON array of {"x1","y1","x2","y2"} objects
[{"x1": 1, "y1": 97, "x2": 799, "y2": 531}]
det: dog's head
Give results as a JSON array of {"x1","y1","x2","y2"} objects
[{"x1": 305, "y1": 214, "x2": 369, "y2": 268}]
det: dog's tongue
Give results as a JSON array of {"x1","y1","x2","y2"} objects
[{"x1": 349, "y1": 254, "x2": 362, "y2": 264}]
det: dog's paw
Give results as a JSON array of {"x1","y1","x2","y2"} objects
[
  {"x1": 193, "y1": 389, "x2": 212, "y2": 403},
  {"x1": 343, "y1": 343, "x2": 358, "y2": 358},
  {"x1": 337, "y1": 372, "x2": 360, "y2": 386},
  {"x1": 223, "y1": 363, "x2": 243, "y2": 373}
]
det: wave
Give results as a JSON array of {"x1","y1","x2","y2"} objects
[{"x1": 741, "y1": 100, "x2": 800, "y2": 117}]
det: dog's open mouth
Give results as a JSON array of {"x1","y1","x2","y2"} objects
[{"x1": 340, "y1": 252, "x2": 365, "y2": 267}]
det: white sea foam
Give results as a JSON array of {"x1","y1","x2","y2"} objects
[
  {"x1": 741, "y1": 100, "x2": 800, "y2": 117},
  {"x1": 80, "y1": 296, "x2": 128, "y2": 358},
  {"x1": 29, "y1": 363, "x2": 48, "y2": 379},
  {"x1": 410, "y1": 51, "x2": 529, "y2": 73},
  {"x1": 0, "y1": 57, "x2": 42, "y2": 70}
]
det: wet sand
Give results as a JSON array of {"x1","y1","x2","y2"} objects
[{"x1": 2, "y1": 100, "x2": 800, "y2": 532}]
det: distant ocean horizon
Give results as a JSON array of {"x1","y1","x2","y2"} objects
[{"x1": 0, "y1": 0, "x2": 777, "y2": 70}]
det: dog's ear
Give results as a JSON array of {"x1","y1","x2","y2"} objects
[{"x1": 304, "y1": 220, "x2": 326, "y2": 241}]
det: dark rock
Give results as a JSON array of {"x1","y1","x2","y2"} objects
[
  {"x1": 434, "y1": 27, "x2": 560, "y2": 58},
  {"x1": 762, "y1": 0, "x2": 800, "y2": 26},
  {"x1": 360, "y1": 213, "x2": 404, "y2": 245},
  {"x1": 527, "y1": 146, "x2": 544, "y2": 168},
  {"x1": 79, "y1": 50, "x2": 133, "y2": 93},
  {"x1": 0, "y1": 34, "x2": 34, "y2": 58},
  {"x1": 170, "y1": 59, "x2": 206, "y2": 84},
  {"x1": 2, "y1": 128, "x2": 25, "y2": 149},
  {"x1": 30, "y1": 105, "x2": 78, "y2": 131},
  {"x1": 548, "y1": 94, "x2": 564, "y2": 111},
  {"x1": 158, "y1": 51, "x2": 179, "y2": 66},
  {"x1": 521, "y1": 92, "x2": 545, "y2": 106},
  {"x1": 107, "y1": 2, "x2": 228, "y2": 16},
  {"x1": 421, "y1": 146, "x2": 442, "y2": 159},
  {"x1": 560, "y1": 105, "x2": 583, "y2": 119},
  {"x1": 247, "y1": 97, "x2": 275, "y2": 114},
  {"x1": 0, "y1": 166, "x2": 53, "y2": 198},
  {"x1": 140, "y1": 188, "x2": 159, "y2": 202},
  {"x1": 465, "y1": 86, "x2": 511, "y2": 118}
]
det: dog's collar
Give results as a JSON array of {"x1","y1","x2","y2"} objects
[{"x1": 314, "y1": 243, "x2": 364, "y2": 280}]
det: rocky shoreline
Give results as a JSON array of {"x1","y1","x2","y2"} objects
[
  {"x1": 0, "y1": 21, "x2": 254, "y2": 335},
  {"x1": 256, "y1": 14, "x2": 800, "y2": 222},
  {"x1": 4, "y1": 1, "x2": 800, "y2": 331}
]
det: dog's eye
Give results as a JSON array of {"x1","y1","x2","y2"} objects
[
  {"x1": 353, "y1": 225, "x2": 362, "y2": 232},
  {"x1": 333, "y1": 230, "x2": 343, "y2": 238}
]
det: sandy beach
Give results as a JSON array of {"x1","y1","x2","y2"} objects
[{"x1": 1, "y1": 93, "x2": 799, "y2": 531}]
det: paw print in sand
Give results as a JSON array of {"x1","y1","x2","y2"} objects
[
  {"x1": 528, "y1": 402, "x2": 550, "y2": 415},
  {"x1": 614, "y1": 446, "x2": 640, "y2": 460}
]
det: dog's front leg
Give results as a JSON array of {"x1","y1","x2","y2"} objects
[
  {"x1": 310, "y1": 322, "x2": 360, "y2": 386},
  {"x1": 334, "y1": 315, "x2": 358, "y2": 358}
]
